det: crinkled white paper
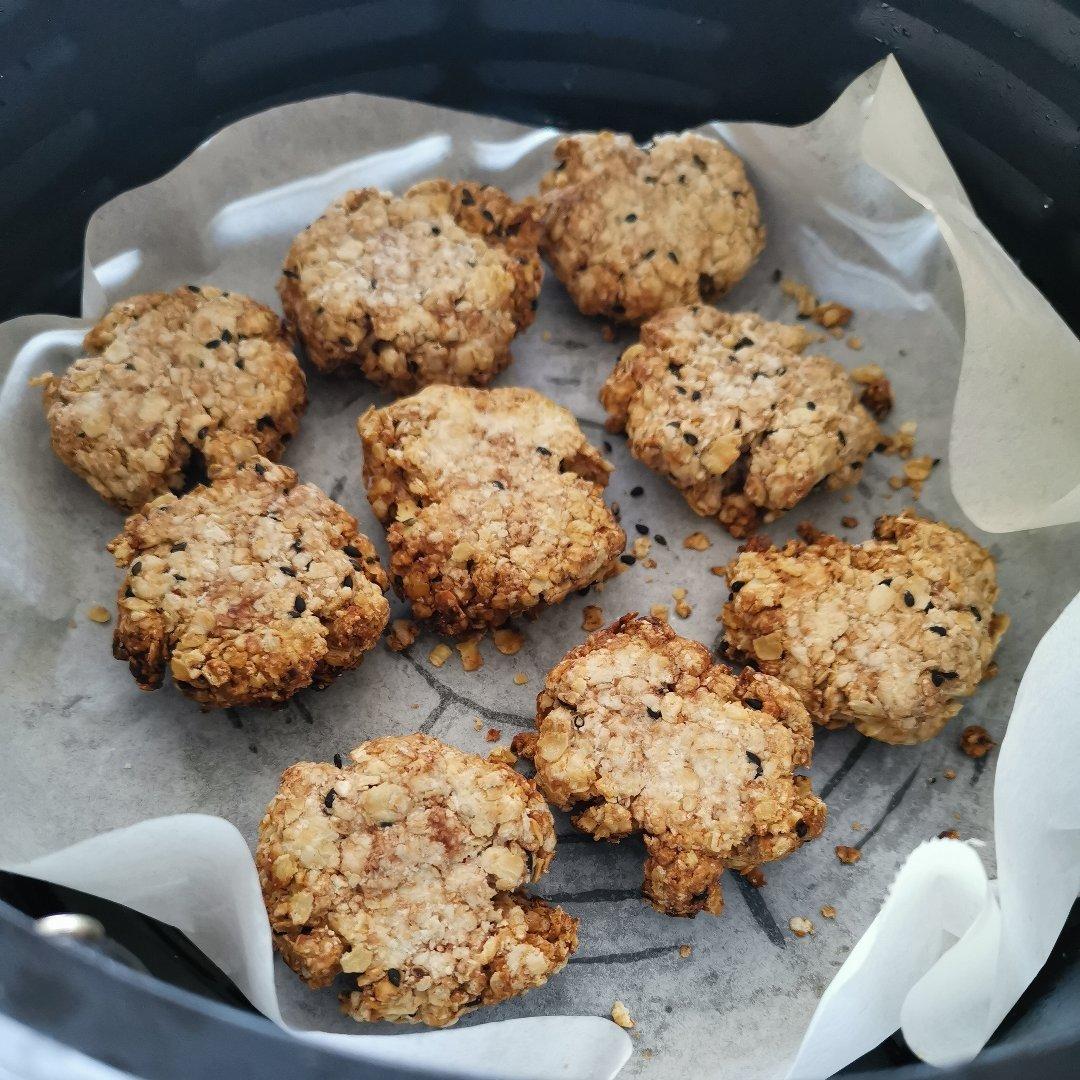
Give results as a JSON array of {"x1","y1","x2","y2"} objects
[{"x1": 2, "y1": 58, "x2": 1079, "y2": 1079}]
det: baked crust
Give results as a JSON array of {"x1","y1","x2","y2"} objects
[
  {"x1": 358, "y1": 385, "x2": 625, "y2": 635},
  {"x1": 721, "y1": 512, "x2": 1009, "y2": 744},
  {"x1": 42, "y1": 286, "x2": 306, "y2": 511},
  {"x1": 108, "y1": 457, "x2": 389, "y2": 709},
  {"x1": 279, "y1": 180, "x2": 542, "y2": 391},
  {"x1": 256, "y1": 733, "x2": 576, "y2": 1027},
  {"x1": 515, "y1": 614, "x2": 825, "y2": 917},
  {"x1": 539, "y1": 131, "x2": 764, "y2": 322}
]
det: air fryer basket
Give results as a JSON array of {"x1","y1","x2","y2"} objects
[{"x1": 2, "y1": 2, "x2": 1078, "y2": 1077}]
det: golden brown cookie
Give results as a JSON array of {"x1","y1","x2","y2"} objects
[
  {"x1": 514, "y1": 615, "x2": 825, "y2": 917},
  {"x1": 358, "y1": 385, "x2": 625, "y2": 635},
  {"x1": 108, "y1": 457, "x2": 389, "y2": 709},
  {"x1": 721, "y1": 512, "x2": 1009, "y2": 744},
  {"x1": 601, "y1": 307, "x2": 883, "y2": 536},
  {"x1": 42, "y1": 286, "x2": 306, "y2": 512},
  {"x1": 256, "y1": 733, "x2": 576, "y2": 1027},
  {"x1": 279, "y1": 180, "x2": 542, "y2": 391},
  {"x1": 539, "y1": 131, "x2": 764, "y2": 322}
]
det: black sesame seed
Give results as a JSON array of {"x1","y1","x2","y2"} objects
[
  {"x1": 930, "y1": 670, "x2": 945, "y2": 686},
  {"x1": 647, "y1": 707, "x2": 661, "y2": 719},
  {"x1": 970, "y1": 606, "x2": 982, "y2": 621},
  {"x1": 220, "y1": 329, "x2": 233, "y2": 343},
  {"x1": 691, "y1": 390, "x2": 701, "y2": 401},
  {"x1": 256, "y1": 415, "x2": 276, "y2": 431},
  {"x1": 293, "y1": 595, "x2": 306, "y2": 614},
  {"x1": 677, "y1": 173, "x2": 687, "y2": 184},
  {"x1": 253, "y1": 463, "x2": 266, "y2": 475},
  {"x1": 235, "y1": 359, "x2": 245, "y2": 370},
  {"x1": 654, "y1": 534, "x2": 667, "y2": 546},
  {"x1": 292, "y1": 539, "x2": 303, "y2": 553},
  {"x1": 667, "y1": 251, "x2": 679, "y2": 263},
  {"x1": 431, "y1": 225, "x2": 441, "y2": 235},
  {"x1": 279, "y1": 566, "x2": 297, "y2": 577},
  {"x1": 611, "y1": 303, "x2": 625, "y2": 315},
  {"x1": 461, "y1": 188, "x2": 475, "y2": 205},
  {"x1": 837, "y1": 430, "x2": 847, "y2": 446},
  {"x1": 324, "y1": 790, "x2": 335, "y2": 809},
  {"x1": 603, "y1": 441, "x2": 612, "y2": 453},
  {"x1": 481, "y1": 209, "x2": 495, "y2": 223},
  {"x1": 635, "y1": 523, "x2": 649, "y2": 535},
  {"x1": 875, "y1": 442, "x2": 887, "y2": 453},
  {"x1": 771, "y1": 268, "x2": 782, "y2": 283},
  {"x1": 124, "y1": 362, "x2": 136, "y2": 371},
  {"x1": 630, "y1": 486, "x2": 644, "y2": 497},
  {"x1": 904, "y1": 591, "x2": 915, "y2": 607},
  {"x1": 343, "y1": 545, "x2": 361, "y2": 558},
  {"x1": 879, "y1": 577, "x2": 892, "y2": 587},
  {"x1": 929, "y1": 626, "x2": 947, "y2": 636},
  {"x1": 943, "y1": 670, "x2": 958, "y2": 680},
  {"x1": 205, "y1": 339, "x2": 221, "y2": 349},
  {"x1": 173, "y1": 574, "x2": 187, "y2": 582},
  {"x1": 735, "y1": 337, "x2": 753, "y2": 350},
  {"x1": 131, "y1": 561, "x2": 142, "y2": 575},
  {"x1": 731, "y1": 580, "x2": 745, "y2": 592},
  {"x1": 186, "y1": 284, "x2": 201, "y2": 292},
  {"x1": 170, "y1": 542, "x2": 187, "y2": 553},
  {"x1": 387, "y1": 968, "x2": 402, "y2": 987},
  {"x1": 492, "y1": 480, "x2": 505, "y2": 490},
  {"x1": 806, "y1": 401, "x2": 816, "y2": 411},
  {"x1": 925, "y1": 602, "x2": 935, "y2": 612},
  {"x1": 625, "y1": 213, "x2": 637, "y2": 223},
  {"x1": 642, "y1": 248, "x2": 656, "y2": 260},
  {"x1": 795, "y1": 819, "x2": 808, "y2": 838},
  {"x1": 197, "y1": 426, "x2": 209, "y2": 440},
  {"x1": 683, "y1": 432, "x2": 698, "y2": 446},
  {"x1": 744, "y1": 697, "x2": 763, "y2": 710},
  {"x1": 333, "y1": 753, "x2": 343, "y2": 768},
  {"x1": 668, "y1": 362, "x2": 682, "y2": 375},
  {"x1": 644, "y1": 175, "x2": 657, "y2": 184},
  {"x1": 282, "y1": 269, "x2": 299, "y2": 280},
  {"x1": 536, "y1": 446, "x2": 552, "y2": 456},
  {"x1": 620, "y1": 554, "x2": 636, "y2": 565},
  {"x1": 342, "y1": 575, "x2": 353, "y2": 588},
  {"x1": 692, "y1": 153, "x2": 707, "y2": 170},
  {"x1": 746, "y1": 750, "x2": 763, "y2": 777}
]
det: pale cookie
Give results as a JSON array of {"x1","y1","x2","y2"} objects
[
  {"x1": 601, "y1": 307, "x2": 883, "y2": 536},
  {"x1": 721, "y1": 512, "x2": 1009, "y2": 745},
  {"x1": 279, "y1": 180, "x2": 542, "y2": 391},
  {"x1": 256, "y1": 733, "x2": 576, "y2": 1027},
  {"x1": 358, "y1": 385, "x2": 625, "y2": 636},
  {"x1": 108, "y1": 457, "x2": 389, "y2": 709},
  {"x1": 42, "y1": 286, "x2": 306, "y2": 511},
  {"x1": 539, "y1": 131, "x2": 764, "y2": 322},
  {"x1": 514, "y1": 615, "x2": 825, "y2": 917}
]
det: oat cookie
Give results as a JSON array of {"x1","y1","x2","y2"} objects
[
  {"x1": 601, "y1": 307, "x2": 883, "y2": 536},
  {"x1": 358, "y1": 385, "x2": 625, "y2": 635},
  {"x1": 108, "y1": 457, "x2": 389, "y2": 709},
  {"x1": 257, "y1": 733, "x2": 576, "y2": 1027},
  {"x1": 721, "y1": 512, "x2": 1009, "y2": 744},
  {"x1": 42, "y1": 286, "x2": 306, "y2": 512},
  {"x1": 279, "y1": 180, "x2": 542, "y2": 391},
  {"x1": 514, "y1": 615, "x2": 825, "y2": 917},
  {"x1": 539, "y1": 131, "x2": 764, "y2": 322}
]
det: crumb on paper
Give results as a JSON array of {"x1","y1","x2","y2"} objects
[
  {"x1": 493, "y1": 627, "x2": 525, "y2": 655},
  {"x1": 87, "y1": 605, "x2": 111, "y2": 624},
  {"x1": 835, "y1": 845, "x2": 861, "y2": 865},
  {"x1": 28, "y1": 371, "x2": 53, "y2": 388},
  {"x1": 938, "y1": 829, "x2": 961, "y2": 840},
  {"x1": 428, "y1": 643, "x2": 452, "y2": 668},
  {"x1": 489, "y1": 746, "x2": 517, "y2": 766},
  {"x1": 841, "y1": 515, "x2": 859, "y2": 529},
  {"x1": 473, "y1": 717, "x2": 484, "y2": 732},
  {"x1": 709, "y1": 565, "x2": 726, "y2": 576},
  {"x1": 386, "y1": 618, "x2": 419, "y2": 652},
  {"x1": 820, "y1": 905, "x2": 837, "y2": 920},
  {"x1": 672, "y1": 588, "x2": 692, "y2": 619},
  {"x1": 485, "y1": 728, "x2": 501, "y2": 743},
  {"x1": 960, "y1": 724, "x2": 995, "y2": 758},
  {"x1": 650, "y1": 604, "x2": 670, "y2": 622},
  {"x1": 944, "y1": 769, "x2": 957, "y2": 781},
  {"x1": 513, "y1": 672, "x2": 529, "y2": 685},
  {"x1": 611, "y1": 1001, "x2": 634, "y2": 1029},
  {"x1": 852, "y1": 821, "x2": 864, "y2": 831},
  {"x1": 742, "y1": 866, "x2": 766, "y2": 888},
  {"x1": 456, "y1": 637, "x2": 483, "y2": 672},
  {"x1": 601, "y1": 324, "x2": 616, "y2": 343},
  {"x1": 541, "y1": 330, "x2": 552, "y2": 342},
  {"x1": 847, "y1": 335, "x2": 863, "y2": 350},
  {"x1": 881, "y1": 419, "x2": 917, "y2": 458},
  {"x1": 632, "y1": 536, "x2": 651, "y2": 559},
  {"x1": 683, "y1": 531, "x2": 711, "y2": 551},
  {"x1": 789, "y1": 916, "x2": 814, "y2": 938},
  {"x1": 779, "y1": 278, "x2": 852, "y2": 329},
  {"x1": 678, "y1": 944, "x2": 692, "y2": 959},
  {"x1": 582, "y1": 605, "x2": 604, "y2": 632}
]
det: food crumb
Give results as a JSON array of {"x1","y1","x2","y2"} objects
[
  {"x1": 485, "y1": 728, "x2": 501, "y2": 743},
  {"x1": 938, "y1": 829, "x2": 961, "y2": 840},
  {"x1": 513, "y1": 672, "x2": 529, "y2": 685},
  {"x1": 541, "y1": 330, "x2": 552, "y2": 342},
  {"x1": 841, "y1": 515, "x2": 859, "y2": 529},
  {"x1": 386, "y1": 618, "x2": 419, "y2": 652},
  {"x1": 709, "y1": 565, "x2": 726, "y2": 576},
  {"x1": 835, "y1": 845, "x2": 861, "y2": 865},
  {"x1": 601, "y1": 324, "x2": 616, "y2": 343},
  {"x1": 960, "y1": 725, "x2": 995, "y2": 758},
  {"x1": 742, "y1": 866, "x2": 766, "y2": 888},
  {"x1": 847, "y1": 335, "x2": 863, "y2": 350},
  {"x1": 944, "y1": 768, "x2": 957, "y2": 781},
  {"x1": 632, "y1": 536, "x2": 651, "y2": 559},
  {"x1": 489, "y1": 746, "x2": 517, "y2": 766},
  {"x1": 473, "y1": 718, "x2": 484, "y2": 731},
  {"x1": 87, "y1": 605, "x2": 112, "y2": 624},
  {"x1": 851, "y1": 821, "x2": 864, "y2": 831},
  {"x1": 611, "y1": 1001, "x2": 634, "y2": 1029},
  {"x1": 428, "y1": 643, "x2": 452, "y2": 668},
  {"x1": 789, "y1": 916, "x2": 814, "y2": 938},
  {"x1": 650, "y1": 604, "x2": 670, "y2": 622},
  {"x1": 493, "y1": 627, "x2": 525, "y2": 655},
  {"x1": 678, "y1": 944, "x2": 692, "y2": 959},
  {"x1": 820, "y1": 905, "x2": 837, "y2": 920},
  {"x1": 582, "y1": 605, "x2": 604, "y2": 632},
  {"x1": 456, "y1": 637, "x2": 483, "y2": 672},
  {"x1": 683, "y1": 531, "x2": 711, "y2": 551}
]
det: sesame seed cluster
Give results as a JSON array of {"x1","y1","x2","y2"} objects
[
  {"x1": 601, "y1": 306, "x2": 882, "y2": 536},
  {"x1": 540, "y1": 131, "x2": 765, "y2": 323},
  {"x1": 358, "y1": 385, "x2": 626, "y2": 635},
  {"x1": 721, "y1": 512, "x2": 1009, "y2": 744},
  {"x1": 108, "y1": 457, "x2": 390, "y2": 709},
  {"x1": 256, "y1": 733, "x2": 576, "y2": 1027},
  {"x1": 513, "y1": 615, "x2": 826, "y2": 916},
  {"x1": 279, "y1": 180, "x2": 542, "y2": 392},
  {"x1": 42, "y1": 286, "x2": 307, "y2": 512}
]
